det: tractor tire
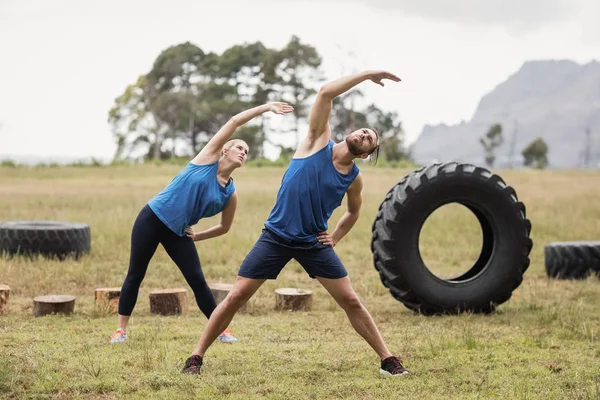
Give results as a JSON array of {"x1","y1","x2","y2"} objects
[
  {"x1": 371, "y1": 162, "x2": 533, "y2": 315},
  {"x1": 545, "y1": 241, "x2": 600, "y2": 279},
  {"x1": 0, "y1": 221, "x2": 91, "y2": 260}
]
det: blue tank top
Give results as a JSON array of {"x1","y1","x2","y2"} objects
[
  {"x1": 265, "y1": 140, "x2": 359, "y2": 242},
  {"x1": 147, "y1": 161, "x2": 236, "y2": 236}
]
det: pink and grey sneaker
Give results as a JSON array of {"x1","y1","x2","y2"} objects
[
  {"x1": 217, "y1": 328, "x2": 238, "y2": 343},
  {"x1": 380, "y1": 356, "x2": 410, "y2": 376},
  {"x1": 109, "y1": 328, "x2": 127, "y2": 344},
  {"x1": 181, "y1": 355, "x2": 203, "y2": 375}
]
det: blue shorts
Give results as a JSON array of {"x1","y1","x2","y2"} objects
[{"x1": 238, "y1": 228, "x2": 348, "y2": 280}]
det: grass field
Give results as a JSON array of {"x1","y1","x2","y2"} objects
[{"x1": 1, "y1": 164, "x2": 599, "y2": 399}]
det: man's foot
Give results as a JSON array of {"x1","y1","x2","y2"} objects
[
  {"x1": 380, "y1": 356, "x2": 409, "y2": 376},
  {"x1": 181, "y1": 355, "x2": 203, "y2": 375},
  {"x1": 217, "y1": 328, "x2": 238, "y2": 343},
  {"x1": 109, "y1": 328, "x2": 127, "y2": 344}
]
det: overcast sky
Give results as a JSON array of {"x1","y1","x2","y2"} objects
[{"x1": 0, "y1": 0, "x2": 598, "y2": 161}]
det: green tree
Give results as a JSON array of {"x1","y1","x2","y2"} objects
[
  {"x1": 108, "y1": 42, "x2": 211, "y2": 161},
  {"x1": 521, "y1": 137, "x2": 549, "y2": 169},
  {"x1": 218, "y1": 42, "x2": 278, "y2": 159},
  {"x1": 110, "y1": 42, "x2": 240, "y2": 161},
  {"x1": 219, "y1": 42, "x2": 269, "y2": 102},
  {"x1": 108, "y1": 75, "x2": 168, "y2": 161},
  {"x1": 480, "y1": 123, "x2": 504, "y2": 167},
  {"x1": 108, "y1": 38, "x2": 325, "y2": 162},
  {"x1": 275, "y1": 36, "x2": 323, "y2": 146},
  {"x1": 146, "y1": 42, "x2": 216, "y2": 158},
  {"x1": 330, "y1": 96, "x2": 407, "y2": 162},
  {"x1": 365, "y1": 105, "x2": 407, "y2": 162},
  {"x1": 330, "y1": 90, "x2": 367, "y2": 142}
]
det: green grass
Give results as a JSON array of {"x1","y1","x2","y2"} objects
[{"x1": 1, "y1": 165, "x2": 600, "y2": 399}]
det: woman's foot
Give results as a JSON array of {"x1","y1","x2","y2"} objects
[
  {"x1": 109, "y1": 328, "x2": 127, "y2": 344},
  {"x1": 217, "y1": 328, "x2": 238, "y2": 343}
]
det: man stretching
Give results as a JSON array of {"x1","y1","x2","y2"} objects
[{"x1": 183, "y1": 70, "x2": 409, "y2": 377}]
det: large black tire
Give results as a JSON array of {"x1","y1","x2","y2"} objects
[
  {"x1": 371, "y1": 162, "x2": 533, "y2": 315},
  {"x1": 545, "y1": 242, "x2": 600, "y2": 279},
  {"x1": 0, "y1": 221, "x2": 91, "y2": 260}
]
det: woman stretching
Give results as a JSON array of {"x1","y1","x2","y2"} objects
[{"x1": 109, "y1": 102, "x2": 294, "y2": 344}]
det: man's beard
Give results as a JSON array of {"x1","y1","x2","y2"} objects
[{"x1": 346, "y1": 135, "x2": 363, "y2": 156}]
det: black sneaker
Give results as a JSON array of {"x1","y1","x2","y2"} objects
[
  {"x1": 380, "y1": 356, "x2": 409, "y2": 376},
  {"x1": 181, "y1": 355, "x2": 203, "y2": 375}
]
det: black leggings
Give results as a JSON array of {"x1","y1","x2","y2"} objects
[{"x1": 118, "y1": 204, "x2": 216, "y2": 318}]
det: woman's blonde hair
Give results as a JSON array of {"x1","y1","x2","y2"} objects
[{"x1": 221, "y1": 139, "x2": 249, "y2": 156}]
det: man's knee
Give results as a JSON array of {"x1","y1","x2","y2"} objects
[
  {"x1": 225, "y1": 288, "x2": 251, "y2": 308},
  {"x1": 338, "y1": 293, "x2": 362, "y2": 311}
]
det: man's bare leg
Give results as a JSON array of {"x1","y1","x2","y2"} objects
[
  {"x1": 192, "y1": 276, "x2": 266, "y2": 357},
  {"x1": 316, "y1": 276, "x2": 393, "y2": 360}
]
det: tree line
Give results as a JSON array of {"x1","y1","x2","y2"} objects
[
  {"x1": 108, "y1": 36, "x2": 408, "y2": 164},
  {"x1": 480, "y1": 123, "x2": 549, "y2": 169}
]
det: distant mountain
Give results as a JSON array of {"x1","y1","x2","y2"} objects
[{"x1": 410, "y1": 60, "x2": 600, "y2": 168}]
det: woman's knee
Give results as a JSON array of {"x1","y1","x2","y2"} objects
[
  {"x1": 124, "y1": 273, "x2": 144, "y2": 287},
  {"x1": 187, "y1": 272, "x2": 208, "y2": 290}
]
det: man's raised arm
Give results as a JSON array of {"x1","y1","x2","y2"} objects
[{"x1": 306, "y1": 70, "x2": 401, "y2": 147}]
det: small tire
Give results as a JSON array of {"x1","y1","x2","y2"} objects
[
  {"x1": 371, "y1": 162, "x2": 533, "y2": 315},
  {"x1": 0, "y1": 221, "x2": 91, "y2": 260},
  {"x1": 544, "y1": 242, "x2": 600, "y2": 279}
]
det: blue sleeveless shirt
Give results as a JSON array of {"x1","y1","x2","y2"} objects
[
  {"x1": 147, "y1": 161, "x2": 236, "y2": 236},
  {"x1": 265, "y1": 140, "x2": 359, "y2": 242}
]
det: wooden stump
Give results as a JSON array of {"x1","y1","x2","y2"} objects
[
  {"x1": 33, "y1": 295, "x2": 76, "y2": 317},
  {"x1": 149, "y1": 288, "x2": 188, "y2": 316},
  {"x1": 209, "y1": 282, "x2": 247, "y2": 313},
  {"x1": 0, "y1": 284, "x2": 10, "y2": 316},
  {"x1": 274, "y1": 288, "x2": 313, "y2": 311},
  {"x1": 95, "y1": 287, "x2": 121, "y2": 313}
]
